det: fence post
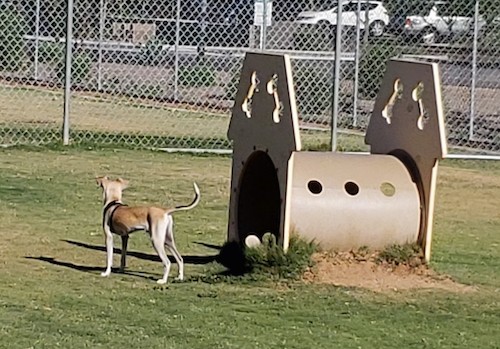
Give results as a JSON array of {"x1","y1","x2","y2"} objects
[
  {"x1": 469, "y1": 0, "x2": 480, "y2": 141},
  {"x1": 331, "y1": 2, "x2": 343, "y2": 151},
  {"x1": 33, "y1": 0, "x2": 40, "y2": 80},
  {"x1": 352, "y1": 0, "x2": 362, "y2": 128},
  {"x1": 200, "y1": 0, "x2": 207, "y2": 52},
  {"x1": 97, "y1": 0, "x2": 105, "y2": 91},
  {"x1": 261, "y1": 0, "x2": 267, "y2": 50},
  {"x1": 173, "y1": 0, "x2": 181, "y2": 101},
  {"x1": 62, "y1": 0, "x2": 75, "y2": 145}
]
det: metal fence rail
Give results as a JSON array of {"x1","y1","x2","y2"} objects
[{"x1": 0, "y1": 0, "x2": 498, "y2": 156}]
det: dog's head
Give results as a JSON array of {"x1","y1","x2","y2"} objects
[{"x1": 96, "y1": 176, "x2": 129, "y2": 204}]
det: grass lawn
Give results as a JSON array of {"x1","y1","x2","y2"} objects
[{"x1": 0, "y1": 147, "x2": 498, "y2": 349}]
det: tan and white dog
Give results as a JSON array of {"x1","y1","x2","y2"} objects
[{"x1": 96, "y1": 176, "x2": 200, "y2": 284}]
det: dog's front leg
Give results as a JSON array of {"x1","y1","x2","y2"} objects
[
  {"x1": 101, "y1": 227, "x2": 114, "y2": 277},
  {"x1": 119, "y1": 235, "x2": 129, "y2": 272}
]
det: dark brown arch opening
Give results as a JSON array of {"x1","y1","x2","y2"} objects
[{"x1": 237, "y1": 151, "x2": 281, "y2": 243}]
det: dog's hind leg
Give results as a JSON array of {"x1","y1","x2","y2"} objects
[
  {"x1": 119, "y1": 235, "x2": 129, "y2": 272},
  {"x1": 165, "y1": 216, "x2": 184, "y2": 281},
  {"x1": 151, "y1": 221, "x2": 171, "y2": 284}
]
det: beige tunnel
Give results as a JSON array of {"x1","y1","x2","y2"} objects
[{"x1": 288, "y1": 152, "x2": 421, "y2": 250}]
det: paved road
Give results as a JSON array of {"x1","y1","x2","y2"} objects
[
  {"x1": 23, "y1": 35, "x2": 500, "y2": 89},
  {"x1": 441, "y1": 63, "x2": 500, "y2": 88}
]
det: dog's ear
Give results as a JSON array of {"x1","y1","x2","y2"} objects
[
  {"x1": 117, "y1": 177, "x2": 129, "y2": 189},
  {"x1": 96, "y1": 176, "x2": 109, "y2": 187}
]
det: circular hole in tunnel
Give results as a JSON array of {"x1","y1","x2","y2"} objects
[
  {"x1": 344, "y1": 181, "x2": 360, "y2": 196},
  {"x1": 380, "y1": 182, "x2": 396, "y2": 197},
  {"x1": 307, "y1": 180, "x2": 323, "y2": 195}
]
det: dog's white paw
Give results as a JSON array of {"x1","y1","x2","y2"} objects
[
  {"x1": 156, "y1": 279, "x2": 167, "y2": 285},
  {"x1": 101, "y1": 271, "x2": 111, "y2": 277},
  {"x1": 176, "y1": 275, "x2": 184, "y2": 281}
]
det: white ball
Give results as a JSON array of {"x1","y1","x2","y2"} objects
[{"x1": 245, "y1": 234, "x2": 261, "y2": 248}]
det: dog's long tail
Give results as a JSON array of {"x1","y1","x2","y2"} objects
[{"x1": 169, "y1": 182, "x2": 200, "y2": 214}]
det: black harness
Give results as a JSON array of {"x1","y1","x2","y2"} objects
[{"x1": 103, "y1": 200, "x2": 127, "y2": 234}]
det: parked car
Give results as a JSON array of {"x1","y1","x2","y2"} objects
[
  {"x1": 386, "y1": 4, "x2": 413, "y2": 35},
  {"x1": 404, "y1": 1, "x2": 486, "y2": 44},
  {"x1": 295, "y1": 0, "x2": 390, "y2": 37}
]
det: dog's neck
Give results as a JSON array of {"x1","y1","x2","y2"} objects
[{"x1": 103, "y1": 192, "x2": 123, "y2": 207}]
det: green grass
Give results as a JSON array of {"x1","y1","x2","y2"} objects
[
  {"x1": 0, "y1": 147, "x2": 499, "y2": 348},
  {"x1": 216, "y1": 234, "x2": 319, "y2": 280}
]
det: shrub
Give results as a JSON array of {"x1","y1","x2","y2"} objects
[
  {"x1": 478, "y1": 22, "x2": 500, "y2": 55},
  {"x1": 358, "y1": 38, "x2": 402, "y2": 99},
  {"x1": 294, "y1": 62, "x2": 332, "y2": 120},
  {"x1": 139, "y1": 39, "x2": 164, "y2": 66},
  {"x1": 37, "y1": 41, "x2": 65, "y2": 64},
  {"x1": 0, "y1": 4, "x2": 26, "y2": 71},
  {"x1": 179, "y1": 65, "x2": 216, "y2": 88},
  {"x1": 293, "y1": 23, "x2": 335, "y2": 51},
  {"x1": 357, "y1": 38, "x2": 433, "y2": 99},
  {"x1": 56, "y1": 49, "x2": 92, "y2": 85},
  {"x1": 224, "y1": 66, "x2": 242, "y2": 101}
]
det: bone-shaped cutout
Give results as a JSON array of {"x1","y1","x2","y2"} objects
[
  {"x1": 412, "y1": 81, "x2": 428, "y2": 130},
  {"x1": 242, "y1": 71, "x2": 259, "y2": 118},
  {"x1": 381, "y1": 78, "x2": 403, "y2": 125},
  {"x1": 266, "y1": 74, "x2": 282, "y2": 123}
]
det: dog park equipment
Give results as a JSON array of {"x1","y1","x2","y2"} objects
[{"x1": 226, "y1": 52, "x2": 447, "y2": 261}]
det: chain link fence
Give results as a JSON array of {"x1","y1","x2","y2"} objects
[{"x1": 0, "y1": 0, "x2": 498, "y2": 155}]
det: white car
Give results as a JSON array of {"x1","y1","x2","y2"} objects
[
  {"x1": 295, "y1": 0, "x2": 390, "y2": 37},
  {"x1": 404, "y1": 1, "x2": 486, "y2": 44}
]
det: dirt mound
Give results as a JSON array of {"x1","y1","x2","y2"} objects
[{"x1": 303, "y1": 251, "x2": 475, "y2": 293}]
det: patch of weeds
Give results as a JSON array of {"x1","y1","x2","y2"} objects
[
  {"x1": 351, "y1": 245, "x2": 371, "y2": 261},
  {"x1": 179, "y1": 65, "x2": 216, "y2": 88},
  {"x1": 211, "y1": 234, "x2": 319, "y2": 282},
  {"x1": 127, "y1": 83, "x2": 165, "y2": 99},
  {"x1": 377, "y1": 243, "x2": 424, "y2": 267}
]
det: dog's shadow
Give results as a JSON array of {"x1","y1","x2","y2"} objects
[
  {"x1": 26, "y1": 239, "x2": 220, "y2": 281},
  {"x1": 25, "y1": 256, "x2": 160, "y2": 281}
]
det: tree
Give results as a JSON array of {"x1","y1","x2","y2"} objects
[
  {"x1": 384, "y1": 0, "x2": 500, "y2": 25},
  {"x1": 0, "y1": 3, "x2": 26, "y2": 71},
  {"x1": 383, "y1": 0, "x2": 429, "y2": 17},
  {"x1": 479, "y1": 0, "x2": 500, "y2": 25}
]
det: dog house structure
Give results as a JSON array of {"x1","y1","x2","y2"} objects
[{"x1": 226, "y1": 53, "x2": 447, "y2": 261}]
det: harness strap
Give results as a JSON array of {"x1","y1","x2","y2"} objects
[{"x1": 103, "y1": 200, "x2": 127, "y2": 234}]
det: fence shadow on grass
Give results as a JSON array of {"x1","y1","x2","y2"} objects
[
  {"x1": 62, "y1": 239, "x2": 219, "y2": 265},
  {"x1": 193, "y1": 241, "x2": 222, "y2": 251}
]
